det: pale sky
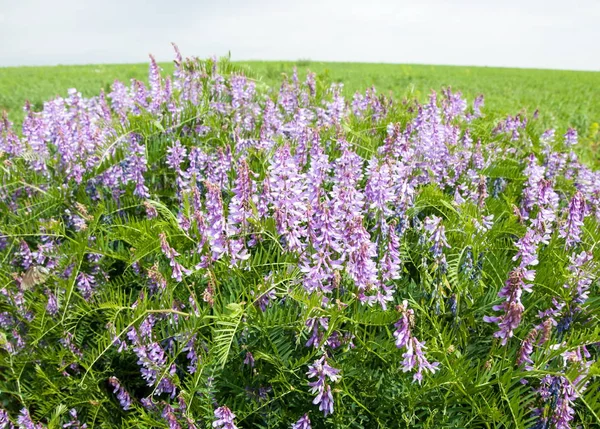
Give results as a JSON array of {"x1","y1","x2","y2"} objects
[{"x1": 1, "y1": 0, "x2": 599, "y2": 70}]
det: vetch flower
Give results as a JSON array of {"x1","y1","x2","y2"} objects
[
  {"x1": 108, "y1": 377, "x2": 132, "y2": 410},
  {"x1": 16, "y1": 408, "x2": 43, "y2": 429},
  {"x1": 393, "y1": 300, "x2": 439, "y2": 383},
  {"x1": 291, "y1": 414, "x2": 311, "y2": 429},
  {"x1": 213, "y1": 406, "x2": 237, "y2": 429},
  {"x1": 307, "y1": 356, "x2": 340, "y2": 416},
  {"x1": 559, "y1": 191, "x2": 587, "y2": 248}
]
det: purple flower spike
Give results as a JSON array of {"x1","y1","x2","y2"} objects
[
  {"x1": 76, "y1": 272, "x2": 96, "y2": 301},
  {"x1": 516, "y1": 328, "x2": 537, "y2": 370},
  {"x1": 213, "y1": 406, "x2": 238, "y2": 429},
  {"x1": 244, "y1": 351, "x2": 255, "y2": 368},
  {"x1": 307, "y1": 356, "x2": 340, "y2": 416},
  {"x1": 560, "y1": 191, "x2": 587, "y2": 248},
  {"x1": 292, "y1": 413, "x2": 311, "y2": 429},
  {"x1": 423, "y1": 216, "x2": 450, "y2": 258},
  {"x1": 159, "y1": 233, "x2": 191, "y2": 282},
  {"x1": 0, "y1": 407, "x2": 14, "y2": 429},
  {"x1": 16, "y1": 408, "x2": 43, "y2": 429},
  {"x1": 484, "y1": 267, "x2": 533, "y2": 345},
  {"x1": 393, "y1": 301, "x2": 439, "y2": 383},
  {"x1": 564, "y1": 128, "x2": 578, "y2": 147},
  {"x1": 108, "y1": 377, "x2": 131, "y2": 410},
  {"x1": 534, "y1": 375, "x2": 577, "y2": 429}
]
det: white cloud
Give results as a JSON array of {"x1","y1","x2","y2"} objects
[{"x1": 0, "y1": 0, "x2": 598, "y2": 70}]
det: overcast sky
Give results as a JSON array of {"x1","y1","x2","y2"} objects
[{"x1": 1, "y1": 0, "x2": 599, "y2": 70}]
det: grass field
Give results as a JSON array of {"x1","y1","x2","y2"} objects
[{"x1": 1, "y1": 60, "x2": 599, "y2": 163}]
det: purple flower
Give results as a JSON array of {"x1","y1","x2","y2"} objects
[
  {"x1": 46, "y1": 289, "x2": 58, "y2": 315},
  {"x1": 305, "y1": 72, "x2": 316, "y2": 98},
  {"x1": 148, "y1": 55, "x2": 163, "y2": 113},
  {"x1": 305, "y1": 317, "x2": 329, "y2": 348},
  {"x1": 352, "y1": 92, "x2": 368, "y2": 117},
  {"x1": 307, "y1": 356, "x2": 341, "y2": 416},
  {"x1": 108, "y1": 377, "x2": 131, "y2": 410},
  {"x1": 76, "y1": 272, "x2": 95, "y2": 301},
  {"x1": 132, "y1": 80, "x2": 149, "y2": 113},
  {"x1": 441, "y1": 87, "x2": 467, "y2": 122},
  {"x1": 512, "y1": 229, "x2": 540, "y2": 267},
  {"x1": 159, "y1": 233, "x2": 191, "y2": 282},
  {"x1": 156, "y1": 365, "x2": 178, "y2": 397},
  {"x1": 163, "y1": 410, "x2": 181, "y2": 429},
  {"x1": 364, "y1": 158, "x2": 395, "y2": 216},
  {"x1": 0, "y1": 112, "x2": 22, "y2": 156},
  {"x1": 472, "y1": 94, "x2": 484, "y2": 119},
  {"x1": 18, "y1": 241, "x2": 33, "y2": 270},
  {"x1": 484, "y1": 267, "x2": 533, "y2": 345},
  {"x1": 166, "y1": 140, "x2": 190, "y2": 195},
  {"x1": 130, "y1": 340, "x2": 172, "y2": 391},
  {"x1": 559, "y1": 191, "x2": 587, "y2": 247},
  {"x1": 393, "y1": 302, "x2": 413, "y2": 349},
  {"x1": 380, "y1": 221, "x2": 401, "y2": 282},
  {"x1": 127, "y1": 138, "x2": 149, "y2": 198},
  {"x1": 268, "y1": 145, "x2": 308, "y2": 252},
  {"x1": 228, "y1": 159, "x2": 255, "y2": 233},
  {"x1": 16, "y1": 408, "x2": 43, "y2": 429},
  {"x1": 213, "y1": 406, "x2": 237, "y2": 429},
  {"x1": 534, "y1": 375, "x2": 577, "y2": 429},
  {"x1": 393, "y1": 300, "x2": 439, "y2": 383},
  {"x1": 516, "y1": 328, "x2": 537, "y2": 370},
  {"x1": 540, "y1": 129, "x2": 556, "y2": 145},
  {"x1": 564, "y1": 128, "x2": 578, "y2": 147},
  {"x1": 243, "y1": 351, "x2": 255, "y2": 368},
  {"x1": 205, "y1": 181, "x2": 246, "y2": 264},
  {"x1": 344, "y1": 217, "x2": 379, "y2": 299},
  {"x1": 0, "y1": 408, "x2": 14, "y2": 429},
  {"x1": 402, "y1": 337, "x2": 440, "y2": 383},
  {"x1": 291, "y1": 413, "x2": 311, "y2": 429},
  {"x1": 568, "y1": 251, "x2": 594, "y2": 307},
  {"x1": 423, "y1": 216, "x2": 450, "y2": 258}
]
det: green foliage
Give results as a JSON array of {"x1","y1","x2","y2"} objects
[{"x1": 0, "y1": 54, "x2": 599, "y2": 429}]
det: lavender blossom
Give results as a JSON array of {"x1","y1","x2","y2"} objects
[
  {"x1": 213, "y1": 406, "x2": 237, "y2": 429},
  {"x1": 563, "y1": 128, "x2": 578, "y2": 147},
  {"x1": 0, "y1": 408, "x2": 14, "y2": 429},
  {"x1": 534, "y1": 375, "x2": 577, "y2": 429},
  {"x1": 76, "y1": 272, "x2": 95, "y2": 300},
  {"x1": 566, "y1": 251, "x2": 595, "y2": 306},
  {"x1": 305, "y1": 317, "x2": 329, "y2": 348},
  {"x1": 46, "y1": 289, "x2": 58, "y2": 315},
  {"x1": 291, "y1": 414, "x2": 311, "y2": 429},
  {"x1": 243, "y1": 351, "x2": 255, "y2": 368},
  {"x1": 159, "y1": 233, "x2": 191, "y2": 282},
  {"x1": 63, "y1": 408, "x2": 87, "y2": 429},
  {"x1": 393, "y1": 300, "x2": 439, "y2": 383},
  {"x1": 379, "y1": 221, "x2": 401, "y2": 282},
  {"x1": 16, "y1": 409, "x2": 43, "y2": 429},
  {"x1": 0, "y1": 112, "x2": 22, "y2": 156},
  {"x1": 423, "y1": 216, "x2": 450, "y2": 258},
  {"x1": 516, "y1": 328, "x2": 537, "y2": 370},
  {"x1": 307, "y1": 356, "x2": 340, "y2": 416},
  {"x1": 559, "y1": 191, "x2": 587, "y2": 247},
  {"x1": 148, "y1": 55, "x2": 163, "y2": 113},
  {"x1": 484, "y1": 267, "x2": 533, "y2": 345},
  {"x1": 268, "y1": 145, "x2": 307, "y2": 252}
]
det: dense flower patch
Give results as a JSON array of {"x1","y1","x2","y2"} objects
[{"x1": 0, "y1": 47, "x2": 599, "y2": 428}]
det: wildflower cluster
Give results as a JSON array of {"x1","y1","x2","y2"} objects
[{"x1": 0, "y1": 47, "x2": 598, "y2": 428}]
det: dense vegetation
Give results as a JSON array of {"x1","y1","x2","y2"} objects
[
  {"x1": 2, "y1": 59, "x2": 600, "y2": 166},
  {"x1": 0, "y1": 48, "x2": 599, "y2": 428}
]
